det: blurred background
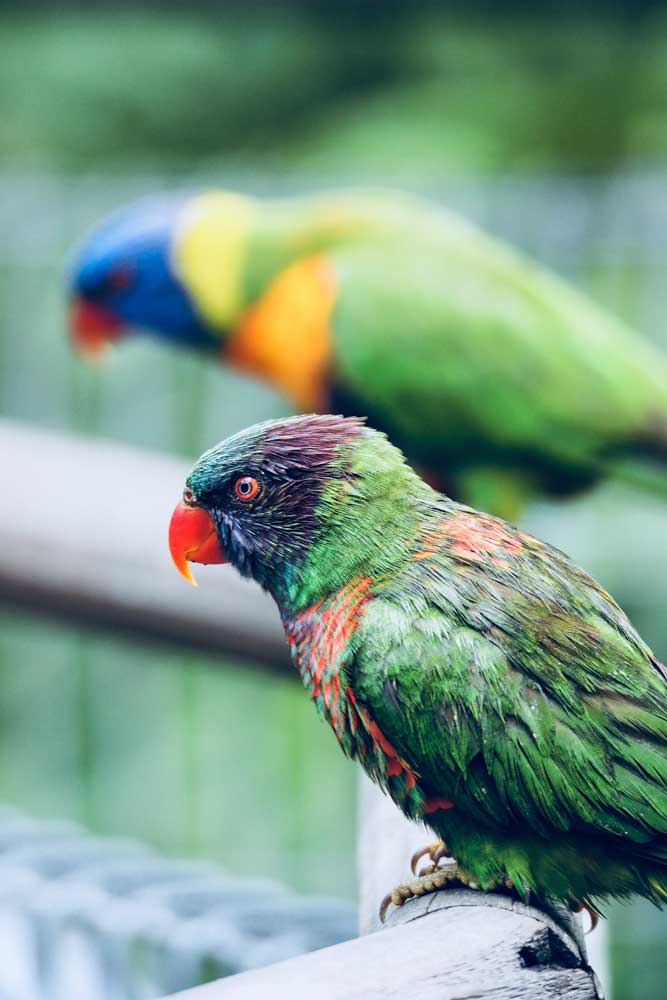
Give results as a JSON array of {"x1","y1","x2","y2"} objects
[{"x1": 1, "y1": 1, "x2": 667, "y2": 997}]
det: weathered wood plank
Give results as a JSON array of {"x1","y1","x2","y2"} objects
[
  {"x1": 0, "y1": 419, "x2": 288, "y2": 669},
  {"x1": 165, "y1": 890, "x2": 601, "y2": 1000},
  {"x1": 162, "y1": 777, "x2": 602, "y2": 999}
]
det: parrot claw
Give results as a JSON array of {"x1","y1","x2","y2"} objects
[
  {"x1": 380, "y1": 862, "x2": 478, "y2": 922},
  {"x1": 571, "y1": 898, "x2": 600, "y2": 933},
  {"x1": 410, "y1": 839, "x2": 451, "y2": 876},
  {"x1": 379, "y1": 862, "x2": 517, "y2": 922}
]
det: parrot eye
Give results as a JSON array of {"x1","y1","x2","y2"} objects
[
  {"x1": 104, "y1": 264, "x2": 133, "y2": 294},
  {"x1": 234, "y1": 476, "x2": 260, "y2": 501},
  {"x1": 182, "y1": 488, "x2": 195, "y2": 505}
]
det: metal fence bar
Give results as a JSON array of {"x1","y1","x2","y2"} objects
[{"x1": 0, "y1": 807, "x2": 356, "y2": 999}]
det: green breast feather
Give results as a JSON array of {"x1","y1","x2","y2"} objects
[{"x1": 349, "y1": 504, "x2": 667, "y2": 903}]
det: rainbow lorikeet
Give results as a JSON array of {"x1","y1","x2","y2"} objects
[
  {"x1": 168, "y1": 413, "x2": 667, "y2": 917},
  {"x1": 69, "y1": 190, "x2": 667, "y2": 519}
]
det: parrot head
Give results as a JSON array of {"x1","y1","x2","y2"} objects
[
  {"x1": 67, "y1": 194, "x2": 219, "y2": 358},
  {"x1": 168, "y1": 413, "x2": 423, "y2": 607}
]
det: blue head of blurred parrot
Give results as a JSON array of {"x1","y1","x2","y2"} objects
[
  {"x1": 67, "y1": 188, "x2": 667, "y2": 518},
  {"x1": 69, "y1": 193, "x2": 220, "y2": 355}
]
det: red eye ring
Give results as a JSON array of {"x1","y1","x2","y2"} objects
[
  {"x1": 183, "y1": 488, "x2": 195, "y2": 505},
  {"x1": 234, "y1": 476, "x2": 260, "y2": 501}
]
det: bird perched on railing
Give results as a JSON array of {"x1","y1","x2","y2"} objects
[
  {"x1": 68, "y1": 189, "x2": 667, "y2": 518},
  {"x1": 168, "y1": 413, "x2": 667, "y2": 920}
]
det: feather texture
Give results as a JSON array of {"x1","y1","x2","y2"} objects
[{"x1": 181, "y1": 414, "x2": 667, "y2": 908}]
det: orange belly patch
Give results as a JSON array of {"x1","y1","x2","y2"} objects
[{"x1": 227, "y1": 255, "x2": 336, "y2": 410}]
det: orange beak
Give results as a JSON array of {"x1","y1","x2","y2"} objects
[
  {"x1": 69, "y1": 297, "x2": 123, "y2": 359},
  {"x1": 168, "y1": 501, "x2": 227, "y2": 586}
]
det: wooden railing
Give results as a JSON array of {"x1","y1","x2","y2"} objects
[
  {"x1": 0, "y1": 419, "x2": 287, "y2": 668},
  {"x1": 0, "y1": 418, "x2": 603, "y2": 999}
]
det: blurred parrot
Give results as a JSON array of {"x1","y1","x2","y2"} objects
[
  {"x1": 168, "y1": 413, "x2": 667, "y2": 918},
  {"x1": 68, "y1": 189, "x2": 667, "y2": 518}
]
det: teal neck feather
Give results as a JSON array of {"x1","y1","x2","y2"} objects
[{"x1": 277, "y1": 436, "x2": 429, "y2": 613}]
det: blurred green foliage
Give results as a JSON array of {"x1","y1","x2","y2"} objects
[{"x1": 3, "y1": 7, "x2": 667, "y2": 176}]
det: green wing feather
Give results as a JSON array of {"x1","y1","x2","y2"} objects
[
  {"x1": 327, "y1": 231, "x2": 667, "y2": 507},
  {"x1": 352, "y1": 505, "x2": 667, "y2": 899}
]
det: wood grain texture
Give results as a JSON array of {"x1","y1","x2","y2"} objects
[
  {"x1": 164, "y1": 779, "x2": 602, "y2": 1000},
  {"x1": 166, "y1": 891, "x2": 602, "y2": 1000}
]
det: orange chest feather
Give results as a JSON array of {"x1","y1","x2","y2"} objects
[{"x1": 227, "y1": 256, "x2": 336, "y2": 411}]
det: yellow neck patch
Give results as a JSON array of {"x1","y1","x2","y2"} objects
[
  {"x1": 227, "y1": 256, "x2": 336, "y2": 411},
  {"x1": 172, "y1": 191, "x2": 256, "y2": 329}
]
